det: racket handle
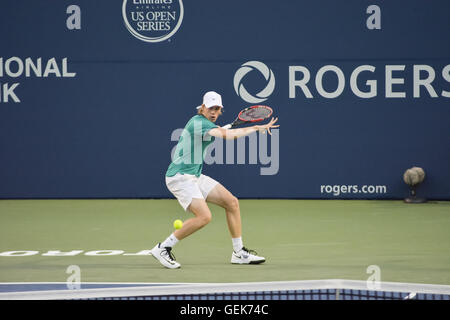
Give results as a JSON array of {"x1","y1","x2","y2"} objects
[{"x1": 222, "y1": 124, "x2": 232, "y2": 129}]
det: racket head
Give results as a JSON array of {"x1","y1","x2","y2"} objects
[{"x1": 237, "y1": 105, "x2": 273, "y2": 123}]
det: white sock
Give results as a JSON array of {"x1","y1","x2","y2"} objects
[
  {"x1": 232, "y1": 237, "x2": 243, "y2": 253},
  {"x1": 160, "y1": 233, "x2": 179, "y2": 248}
]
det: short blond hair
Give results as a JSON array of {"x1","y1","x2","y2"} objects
[{"x1": 197, "y1": 104, "x2": 223, "y2": 115}]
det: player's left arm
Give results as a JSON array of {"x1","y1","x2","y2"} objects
[
  {"x1": 209, "y1": 126, "x2": 256, "y2": 140},
  {"x1": 209, "y1": 117, "x2": 279, "y2": 140}
]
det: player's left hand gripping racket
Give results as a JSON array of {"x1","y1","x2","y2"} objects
[{"x1": 222, "y1": 105, "x2": 273, "y2": 129}]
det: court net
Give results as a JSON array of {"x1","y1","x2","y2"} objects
[{"x1": 1, "y1": 279, "x2": 450, "y2": 300}]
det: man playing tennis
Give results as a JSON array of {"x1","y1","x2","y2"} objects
[{"x1": 150, "y1": 91, "x2": 279, "y2": 269}]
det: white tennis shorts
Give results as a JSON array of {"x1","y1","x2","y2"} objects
[{"x1": 165, "y1": 173, "x2": 219, "y2": 211}]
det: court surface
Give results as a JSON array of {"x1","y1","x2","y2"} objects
[{"x1": 0, "y1": 199, "x2": 449, "y2": 285}]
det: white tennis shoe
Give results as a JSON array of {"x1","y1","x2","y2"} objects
[
  {"x1": 231, "y1": 247, "x2": 265, "y2": 265},
  {"x1": 150, "y1": 243, "x2": 181, "y2": 269}
]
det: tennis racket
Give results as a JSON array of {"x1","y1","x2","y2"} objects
[{"x1": 222, "y1": 105, "x2": 273, "y2": 129}]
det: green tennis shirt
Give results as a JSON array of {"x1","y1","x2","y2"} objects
[{"x1": 166, "y1": 115, "x2": 218, "y2": 177}]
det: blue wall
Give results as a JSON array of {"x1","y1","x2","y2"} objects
[{"x1": 1, "y1": 0, "x2": 449, "y2": 199}]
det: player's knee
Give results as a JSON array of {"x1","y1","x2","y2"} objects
[
  {"x1": 199, "y1": 212, "x2": 212, "y2": 226},
  {"x1": 227, "y1": 196, "x2": 240, "y2": 212}
]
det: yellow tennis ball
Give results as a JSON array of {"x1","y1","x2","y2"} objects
[{"x1": 173, "y1": 219, "x2": 183, "y2": 230}]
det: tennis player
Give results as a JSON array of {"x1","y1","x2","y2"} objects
[{"x1": 150, "y1": 91, "x2": 279, "y2": 269}]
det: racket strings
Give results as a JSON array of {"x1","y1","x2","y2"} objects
[{"x1": 239, "y1": 106, "x2": 272, "y2": 121}]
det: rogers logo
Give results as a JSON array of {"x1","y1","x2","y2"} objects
[{"x1": 233, "y1": 61, "x2": 275, "y2": 103}]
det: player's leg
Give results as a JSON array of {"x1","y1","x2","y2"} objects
[
  {"x1": 204, "y1": 181, "x2": 265, "y2": 265},
  {"x1": 151, "y1": 199, "x2": 211, "y2": 269},
  {"x1": 151, "y1": 175, "x2": 212, "y2": 269},
  {"x1": 174, "y1": 198, "x2": 212, "y2": 240},
  {"x1": 205, "y1": 183, "x2": 241, "y2": 239}
]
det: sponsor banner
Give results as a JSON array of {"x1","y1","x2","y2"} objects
[{"x1": 0, "y1": 0, "x2": 449, "y2": 199}]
